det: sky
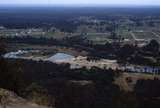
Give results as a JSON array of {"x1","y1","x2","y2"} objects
[{"x1": 0, "y1": 0, "x2": 160, "y2": 6}]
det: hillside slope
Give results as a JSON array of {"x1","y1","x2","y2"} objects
[{"x1": 0, "y1": 88, "x2": 50, "y2": 108}]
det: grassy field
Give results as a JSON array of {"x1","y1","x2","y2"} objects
[
  {"x1": 122, "y1": 32, "x2": 134, "y2": 40},
  {"x1": 84, "y1": 33, "x2": 111, "y2": 44},
  {"x1": 133, "y1": 31, "x2": 155, "y2": 39},
  {"x1": 114, "y1": 72, "x2": 160, "y2": 91},
  {"x1": 1, "y1": 27, "x2": 160, "y2": 45}
]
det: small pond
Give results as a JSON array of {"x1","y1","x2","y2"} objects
[{"x1": 47, "y1": 53, "x2": 75, "y2": 62}]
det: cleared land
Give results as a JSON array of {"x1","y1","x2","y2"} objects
[{"x1": 114, "y1": 72, "x2": 160, "y2": 91}]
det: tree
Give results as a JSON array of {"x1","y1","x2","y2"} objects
[
  {"x1": 0, "y1": 38, "x2": 6, "y2": 56},
  {"x1": 144, "y1": 39, "x2": 159, "y2": 54},
  {"x1": 117, "y1": 44, "x2": 136, "y2": 63},
  {"x1": 0, "y1": 59, "x2": 25, "y2": 94}
]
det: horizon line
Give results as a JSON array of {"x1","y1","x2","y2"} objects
[{"x1": 0, "y1": 4, "x2": 160, "y2": 7}]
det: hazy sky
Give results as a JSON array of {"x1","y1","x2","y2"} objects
[{"x1": 0, "y1": 0, "x2": 160, "y2": 5}]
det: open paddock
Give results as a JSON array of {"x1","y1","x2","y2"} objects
[{"x1": 85, "y1": 33, "x2": 111, "y2": 44}]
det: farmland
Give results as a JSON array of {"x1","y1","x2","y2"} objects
[{"x1": 1, "y1": 6, "x2": 160, "y2": 108}]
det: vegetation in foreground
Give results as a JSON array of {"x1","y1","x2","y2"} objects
[
  {"x1": 0, "y1": 40, "x2": 160, "y2": 108},
  {"x1": 1, "y1": 7, "x2": 160, "y2": 107}
]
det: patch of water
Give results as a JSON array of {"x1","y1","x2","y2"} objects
[
  {"x1": 47, "y1": 53, "x2": 75, "y2": 62},
  {"x1": 3, "y1": 50, "x2": 28, "y2": 58}
]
